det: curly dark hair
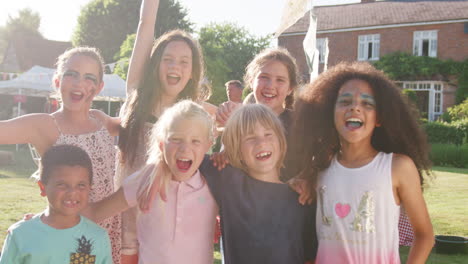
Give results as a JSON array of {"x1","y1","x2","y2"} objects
[
  {"x1": 40, "y1": 145, "x2": 93, "y2": 184},
  {"x1": 291, "y1": 62, "x2": 431, "y2": 189},
  {"x1": 119, "y1": 29, "x2": 210, "y2": 166}
]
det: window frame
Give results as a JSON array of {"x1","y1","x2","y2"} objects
[
  {"x1": 413, "y1": 30, "x2": 438, "y2": 57},
  {"x1": 357, "y1": 34, "x2": 380, "y2": 61}
]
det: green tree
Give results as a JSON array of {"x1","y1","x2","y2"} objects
[
  {"x1": 198, "y1": 22, "x2": 271, "y2": 105},
  {"x1": 0, "y1": 8, "x2": 42, "y2": 61},
  {"x1": 73, "y1": 0, "x2": 192, "y2": 63}
]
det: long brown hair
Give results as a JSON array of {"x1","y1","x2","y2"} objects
[
  {"x1": 119, "y1": 30, "x2": 210, "y2": 166},
  {"x1": 291, "y1": 62, "x2": 431, "y2": 188}
]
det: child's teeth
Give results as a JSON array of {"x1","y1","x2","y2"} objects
[
  {"x1": 263, "y1": 93, "x2": 275, "y2": 98},
  {"x1": 346, "y1": 118, "x2": 362, "y2": 122},
  {"x1": 256, "y1": 152, "x2": 271, "y2": 158}
]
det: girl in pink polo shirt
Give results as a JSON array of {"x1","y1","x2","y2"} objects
[{"x1": 84, "y1": 100, "x2": 218, "y2": 264}]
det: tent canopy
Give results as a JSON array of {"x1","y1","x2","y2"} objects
[{"x1": 0, "y1": 66, "x2": 126, "y2": 101}]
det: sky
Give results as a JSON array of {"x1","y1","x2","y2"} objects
[{"x1": 0, "y1": 0, "x2": 360, "y2": 42}]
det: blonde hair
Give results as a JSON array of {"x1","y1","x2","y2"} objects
[
  {"x1": 222, "y1": 104, "x2": 287, "y2": 173},
  {"x1": 143, "y1": 100, "x2": 214, "y2": 195}
]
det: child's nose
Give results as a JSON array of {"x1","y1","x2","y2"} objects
[{"x1": 179, "y1": 142, "x2": 189, "y2": 152}]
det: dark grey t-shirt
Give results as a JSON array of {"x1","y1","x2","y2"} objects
[{"x1": 200, "y1": 156, "x2": 317, "y2": 264}]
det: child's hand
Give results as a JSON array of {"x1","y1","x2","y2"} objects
[
  {"x1": 121, "y1": 254, "x2": 138, "y2": 264},
  {"x1": 216, "y1": 101, "x2": 241, "y2": 127},
  {"x1": 210, "y1": 151, "x2": 229, "y2": 171},
  {"x1": 288, "y1": 178, "x2": 314, "y2": 205},
  {"x1": 23, "y1": 213, "x2": 34, "y2": 221},
  {"x1": 137, "y1": 164, "x2": 168, "y2": 213}
]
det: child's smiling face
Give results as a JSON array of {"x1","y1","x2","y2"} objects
[
  {"x1": 39, "y1": 165, "x2": 91, "y2": 220},
  {"x1": 252, "y1": 60, "x2": 292, "y2": 115},
  {"x1": 334, "y1": 79, "x2": 380, "y2": 146},
  {"x1": 239, "y1": 121, "x2": 281, "y2": 181},
  {"x1": 161, "y1": 118, "x2": 212, "y2": 182},
  {"x1": 158, "y1": 40, "x2": 193, "y2": 100},
  {"x1": 55, "y1": 55, "x2": 103, "y2": 112}
]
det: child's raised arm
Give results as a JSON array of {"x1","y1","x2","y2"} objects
[
  {"x1": 126, "y1": 0, "x2": 160, "y2": 94},
  {"x1": 0, "y1": 114, "x2": 57, "y2": 155},
  {"x1": 393, "y1": 154, "x2": 434, "y2": 264}
]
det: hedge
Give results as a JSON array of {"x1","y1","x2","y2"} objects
[
  {"x1": 430, "y1": 143, "x2": 468, "y2": 168},
  {"x1": 423, "y1": 120, "x2": 468, "y2": 145}
]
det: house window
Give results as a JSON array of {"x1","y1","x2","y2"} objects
[
  {"x1": 413, "y1": 30, "x2": 437, "y2": 57},
  {"x1": 358, "y1": 34, "x2": 380, "y2": 61},
  {"x1": 400, "y1": 81, "x2": 444, "y2": 121},
  {"x1": 316, "y1": 38, "x2": 328, "y2": 63}
]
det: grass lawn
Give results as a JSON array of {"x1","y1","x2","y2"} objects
[{"x1": 0, "y1": 147, "x2": 466, "y2": 262}]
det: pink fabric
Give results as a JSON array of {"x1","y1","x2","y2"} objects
[
  {"x1": 124, "y1": 165, "x2": 218, "y2": 264},
  {"x1": 316, "y1": 153, "x2": 400, "y2": 264}
]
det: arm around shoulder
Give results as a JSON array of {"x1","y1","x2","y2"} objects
[
  {"x1": 392, "y1": 154, "x2": 434, "y2": 264},
  {"x1": 82, "y1": 188, "x2": 129, "y2": 223}
]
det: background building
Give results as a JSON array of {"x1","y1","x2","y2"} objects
[{"x1": 278, "y1": 0, "x2": 468, "y2": 120}]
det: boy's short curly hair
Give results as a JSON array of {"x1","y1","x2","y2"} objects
[{"x1": 39, "y1": 145, "x2": 93, "y2": 184}]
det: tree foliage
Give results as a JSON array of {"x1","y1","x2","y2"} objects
[
  {"x1": 73, "y1": 0, "x2": 192, "y2": 63},
  {"x1": 198, "y1": 22, "x2": 271, "y2": 105},
  {"x1": 0, "y1": 8, "x2": 42, "y2": 61}
]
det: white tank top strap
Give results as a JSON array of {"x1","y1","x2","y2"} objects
[{"x1": 49, "y1": 114, "x2": 63, "y2": 135}]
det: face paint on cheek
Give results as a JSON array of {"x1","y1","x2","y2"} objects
[
  {"x1": 85, "y1": 88, "x2": 96, "y2": 103},
  {"x1": 361, "y1": 93, "x2": 376, "y2": 108}
]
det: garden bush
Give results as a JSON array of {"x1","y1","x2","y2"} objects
[
  {"x1": 424, "y1": 120, "x2": 467, "y2": 145},
  {"x1": 430, "y1": 143, "x2": 468, "y2": 168}
]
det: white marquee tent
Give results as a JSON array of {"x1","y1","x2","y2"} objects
[
  {"x1": 0, "y1": 65, "x2": 127, "y2": 101},
  {"x1": 0, "y1": 65, "x2": 126, "y2": 116}
]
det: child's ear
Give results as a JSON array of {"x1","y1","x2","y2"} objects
[
  {"x1": 54, "y1": 77, "x2": 60, "y2": 89},
  {"x1": 159, "y1": 141, "x2": 164, "y2": 152},
  {"x1": 96, "y1": 81, "x2": 105, "y2": 95},
  {"x1": 376, "y1": 116, "x2": 382, "y2": 127},
  {"x1": 37, "y1": 181, "x2": 46, "y2": 197}
]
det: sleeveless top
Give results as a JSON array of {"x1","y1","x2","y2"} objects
[
  {"x1": 316, "y1": 152, "x2": 400, "y2": 264},
  {"x1": 52, "y1": 115, "x2": 121, "y2": 264}
]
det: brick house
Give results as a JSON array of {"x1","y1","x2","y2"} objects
[{"x1": 278, "y1": 0, "x2": 468, "y2": 120}]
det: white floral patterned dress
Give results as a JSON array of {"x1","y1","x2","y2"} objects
[{"x1": 52, "y1": 116, "x2": 121, "y2": 264}]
